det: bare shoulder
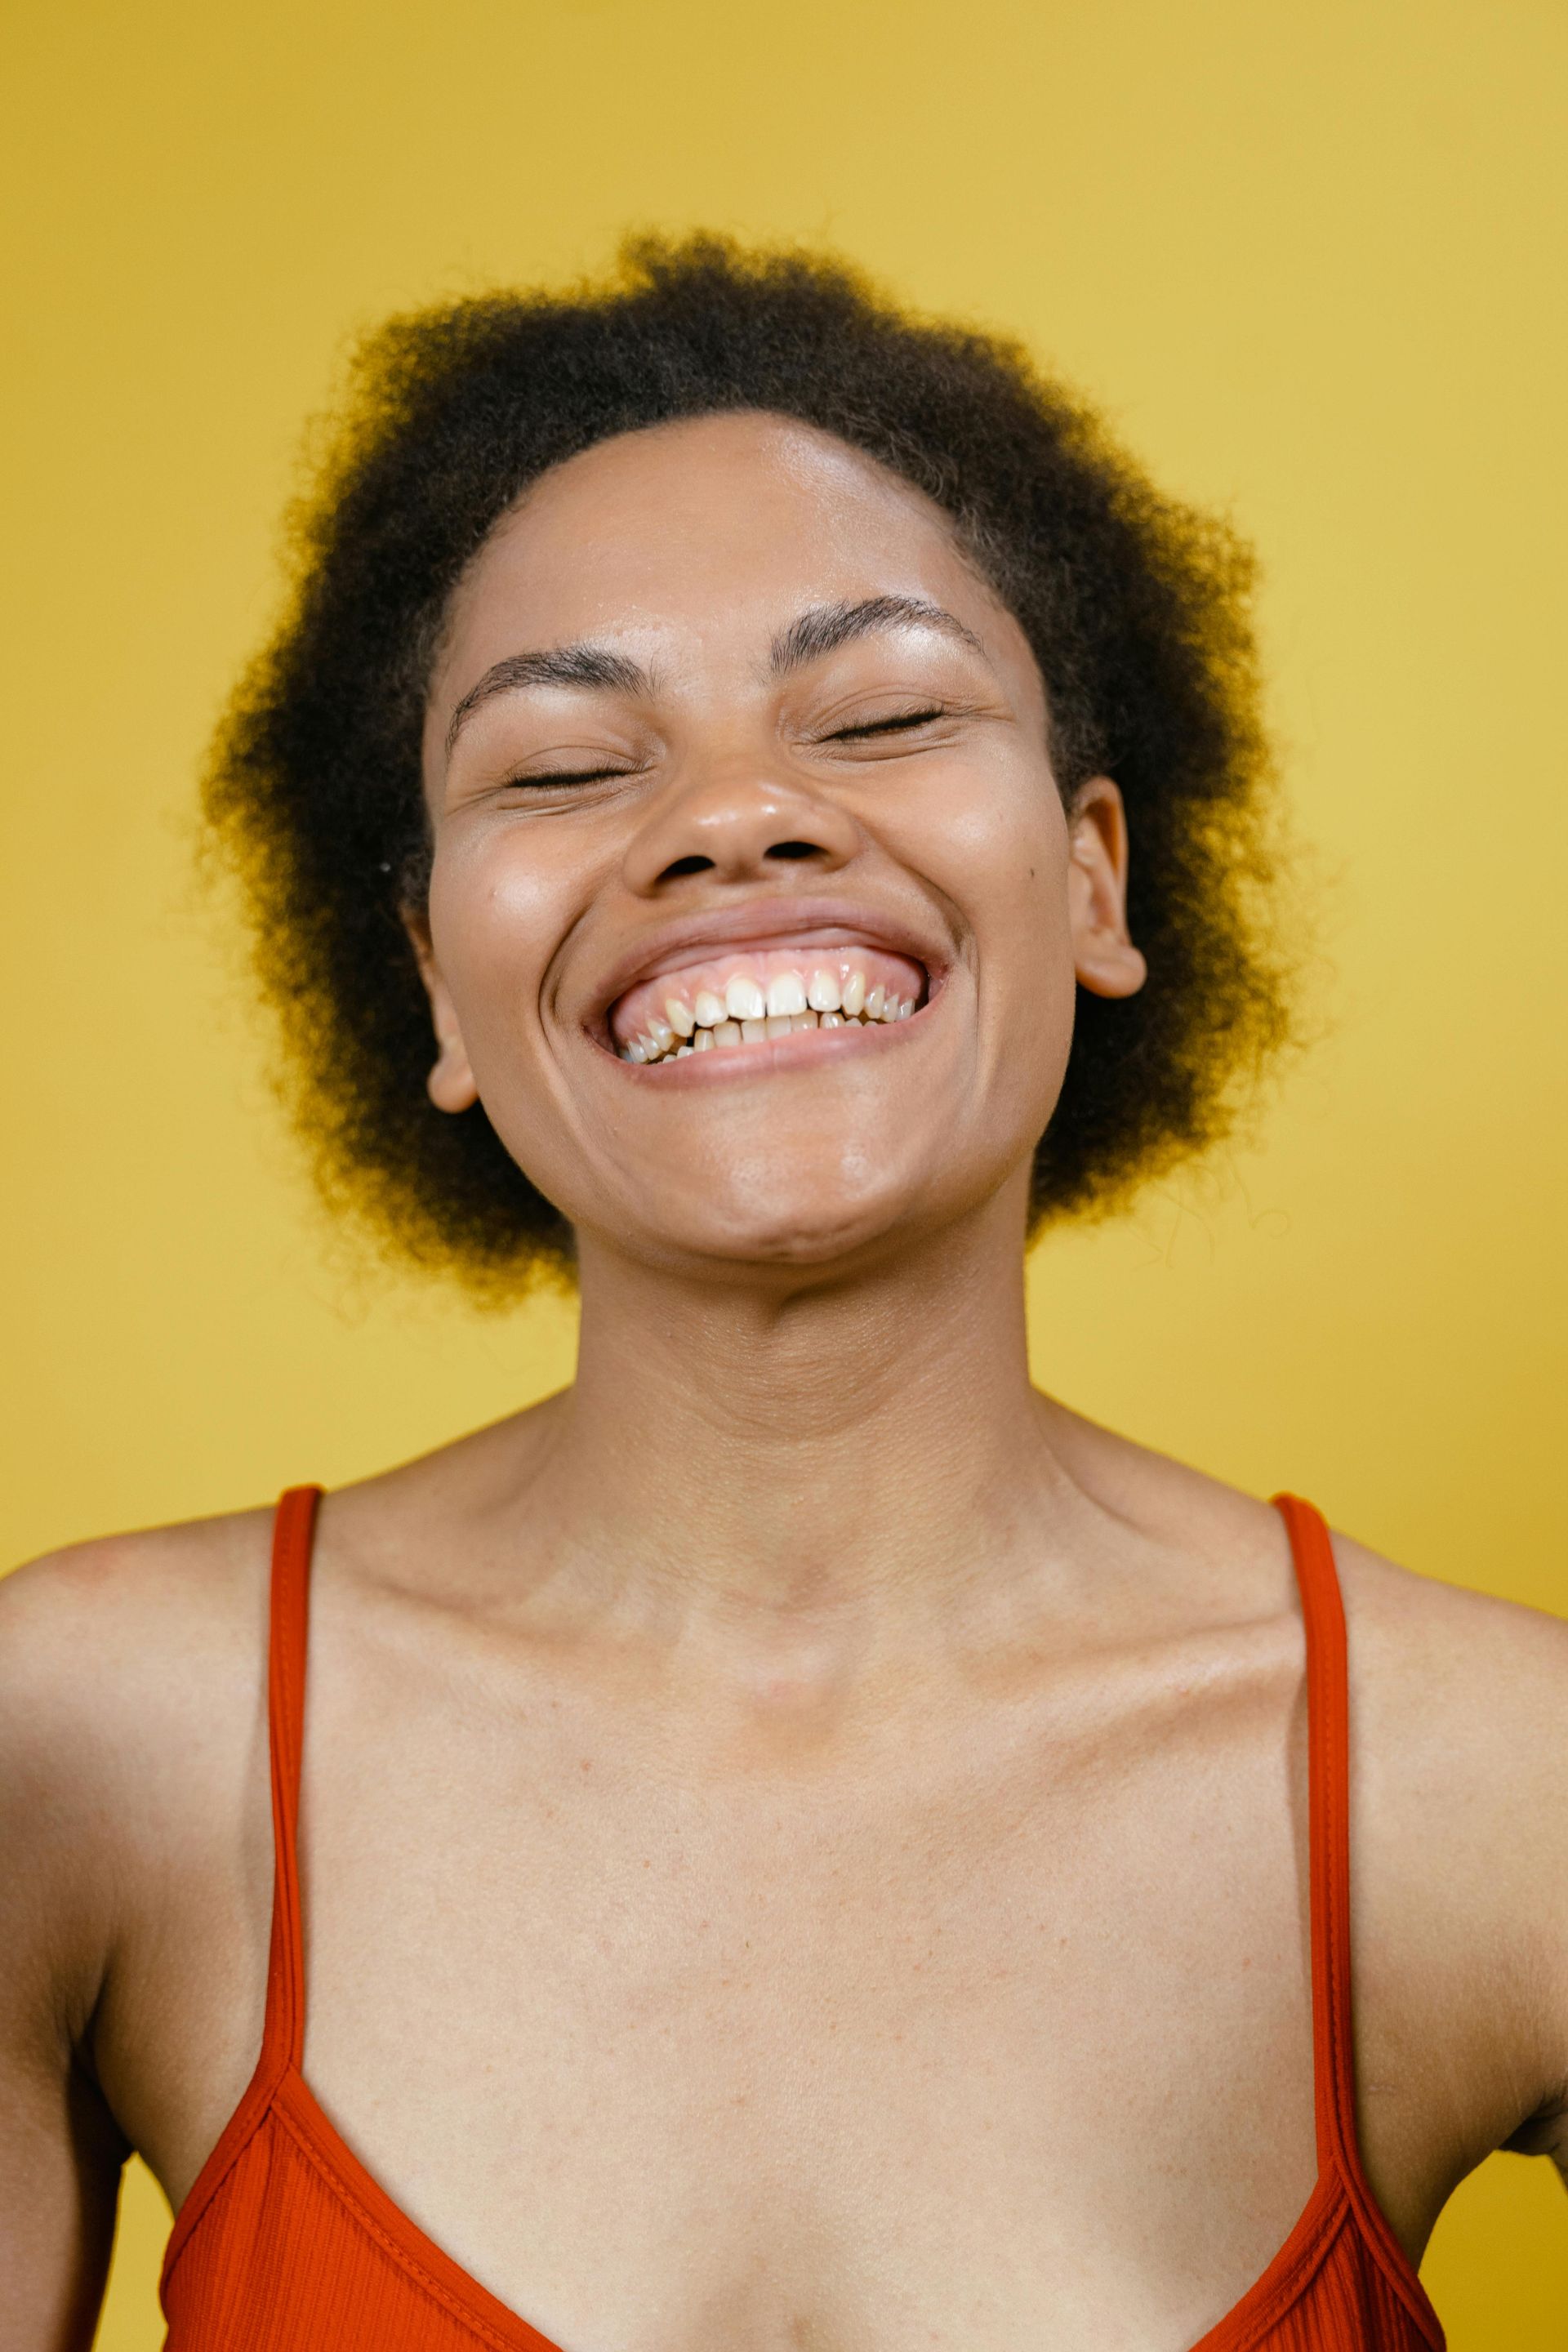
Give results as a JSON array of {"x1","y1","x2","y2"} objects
[
  {"x1": 1331, "y1": 1527, "x2": 1568, "y2": 2163},
  {"x1": 0, "y1": 1508, "x2": 275, "y2": 2030},
  {"x1": 1062, "y1": 1401, "x2": 1568, "y2": 2168},
  {"x1": 1, "y1": 1506, "x2": 274, "y2": 1770},
  {"x1": 1331, "y1": 1526, "x2": 1568, "y2": 1829}
]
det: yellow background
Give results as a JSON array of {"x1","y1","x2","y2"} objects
[{"x1": 2, "y1": 0, "x2": 1564, "y2": 2341}]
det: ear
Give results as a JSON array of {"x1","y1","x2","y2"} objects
[
  {"x1": 401, "y1": 904, "x2": 480, "y2": 1113},
  {"x1": 1066, "y1": 777, "x2": 1147, "y2": 1000}
]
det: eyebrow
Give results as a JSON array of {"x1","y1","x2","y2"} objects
[
  {"x1": 443, "y1": 644, "x2": 651, "y2": 758},
  {"x1": 769, "y1": 595, "x2": 987, "y2": 673},
  {"x1": 443, "y1": 595, "x2": 988, "y2": 759}
]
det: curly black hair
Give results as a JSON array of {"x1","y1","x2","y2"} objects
[{"x1": 207, "y1": 234, "x2": 1292, "y2": 1294}]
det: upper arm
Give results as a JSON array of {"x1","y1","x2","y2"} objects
[
  {"x1": 0, "y1": 2021, "x2": 126, "y2": 2352},
  {"x1": 1499, "y1": 1599, "x2": 1568, "y2": 2185},
  {"x1": 1339, "y1": 1539, "x2": 1568, "y2": 2199},
  {"x1": 1472, "y1": 1595, "x2": 1568, "y2": 2163},
  {"x1": 1, "y1": 1547, "x2": 145, "y2": 2349},
  {"x1": 0, "y1": 1504, "x2": 273, "y2": 2345}
]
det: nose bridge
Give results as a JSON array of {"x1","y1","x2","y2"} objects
[{"x1": 622, "y1": 738, "x2": 860, "y2": 889}]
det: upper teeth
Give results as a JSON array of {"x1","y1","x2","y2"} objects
[{"x1": 619, "y1": 964, "x2": 919, "y2": 1064}]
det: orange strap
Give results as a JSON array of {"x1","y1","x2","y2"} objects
[
  {"x1": 1271, "y1": 1492, "x2": 1357, "y2": 2179},
  {"x1": 260, "y1": 1484, "x2": 322, "y2": 2076}
]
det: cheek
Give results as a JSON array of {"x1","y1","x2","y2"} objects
[
  {"x1": 911, "y1": 761, "x2": 1076, "y2": 991},
  {"x1": 425, "y1": 833, "x2": 605, "y2": 1216},
  {"x1": 426, "y1": 829, "x2": 570, "y2": 1067},
  {"x1": 911, "y1": 768, "x2": 1078, "y2": 1128}
]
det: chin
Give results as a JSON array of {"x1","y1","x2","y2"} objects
[{"x1": 612, "y1": 1156, "x2": 974, "y2": 1281}]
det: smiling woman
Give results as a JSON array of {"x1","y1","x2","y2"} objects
[
  {"x1": 206, "y1": 235, "x2": 1286, "y2": 1289},
  {"x1": 3, "y1": 235, "x2": 1567, "y2": 2352}
]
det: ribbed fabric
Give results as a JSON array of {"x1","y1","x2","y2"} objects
[{"x1": 158, "y1": 1487, "x2": 1446, "y2": 2352}]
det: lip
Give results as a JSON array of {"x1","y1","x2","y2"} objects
[{"x1": 584, "y1": 895, "x2": 953, "y2": 1040}]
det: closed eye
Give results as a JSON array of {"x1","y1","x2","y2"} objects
[
  {"x1": 501, "y1": 760, "x2": 636, "y2": 790},
  {"x1": 826, "y1": 706, "x2": 947, "y2": 742}
]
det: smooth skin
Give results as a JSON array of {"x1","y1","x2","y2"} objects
[{"x1": 2, "y1": 413, "x2": 1566, "y2": 2352}]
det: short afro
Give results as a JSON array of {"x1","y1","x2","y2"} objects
[{"x1": 207, "y1": 234, "x2": 1292, "y2": 1294}]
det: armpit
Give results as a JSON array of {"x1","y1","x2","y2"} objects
[{"x1": 1501, "y1": 2088, "x2": 1568, "y2": 2180}]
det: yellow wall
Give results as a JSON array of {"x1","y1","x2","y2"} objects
[{"x1": 2, "y1": 0, "x2": 1564, "y2": 2341}]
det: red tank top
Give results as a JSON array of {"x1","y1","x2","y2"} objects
[{"x1": 158, "y1": 1489, "x2": 1446, "y2": 2351}]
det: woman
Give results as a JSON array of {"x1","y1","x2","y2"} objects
[{"x1": 2, "y1": 238, "x2": 1564, "y2": 2352}]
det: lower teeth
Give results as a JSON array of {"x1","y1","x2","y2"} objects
[{"x1": 624, "y1": 1004, "x2": 907, "y2": 1065}]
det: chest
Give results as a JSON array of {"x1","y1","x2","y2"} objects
[{"x1": 267, "y1": 1666, "x2": 1321, "y2": 2352}]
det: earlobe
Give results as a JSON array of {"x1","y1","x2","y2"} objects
[
  {"x1": 1067, "y1": 777, "x2": 1148, "y2": 1003},
  {"x1": 402, "y1": 905, "x2": 481, "y2": 1114},
  {"x1": 427, "y1": 1033, "x2": 480, "y2": 1114}
]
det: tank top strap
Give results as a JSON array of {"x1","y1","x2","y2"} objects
[
  {"x1": 1270, "y1": 1492, "x2": 1359, "y2": 2179},
  {"x1": 259, "y1": 1484, "x2": 322, "y2": 2075}
]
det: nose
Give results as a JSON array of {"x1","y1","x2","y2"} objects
[{"x1": 620, "y1": 759, "x2": 862, "y2": 894}]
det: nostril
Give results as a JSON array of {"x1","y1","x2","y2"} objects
[
  {"x1": 658, "y1": 853, "x2": 716, "y2": 880},
  {"x1": 764, "y1": 840, "x2": 826, "y2": 862}
]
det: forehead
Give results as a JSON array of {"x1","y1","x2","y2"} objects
[{"x1": 433, "y1": 411, "x2": 1028, "y2": 696}]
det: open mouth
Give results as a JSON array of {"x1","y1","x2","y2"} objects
[{"x1": 609, "y1": 946, "x2": 929, "y2": 1066}]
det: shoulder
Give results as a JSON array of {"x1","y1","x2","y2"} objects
[
  {"x1": 1331, "y1": 1527, "x2": 1568, "y2": 1836},
  {"x1": 1330, "y1": 1528, "x2": 1568, "y2": 2161},
  {"x1": 1087, "y1": 1417, "x2": 1568, "y2": 2172},
  {"x1": 0, "y1": 1510, "x2": 274, "y2": 2040},
  {"x1": 0, "y1": 1508, "x2": 274, "y2": 1768}
]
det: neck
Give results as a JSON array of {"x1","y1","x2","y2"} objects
[{"x1": 521, "y1": 1176, "x2": 1074, "y2": 1628}]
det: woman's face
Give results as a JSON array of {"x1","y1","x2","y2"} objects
[{"x1": 417, "y1": 412, "x2": 1144, "y2": 1278}]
